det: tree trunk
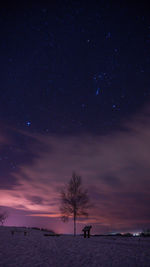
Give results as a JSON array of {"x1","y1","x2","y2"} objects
[{"x1": 74, "y1": 212, "x2": 76, "y2": 236}]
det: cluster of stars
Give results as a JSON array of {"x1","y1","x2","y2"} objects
[{"x1": 0, "y1": 1, "x2": 149, "y2": 136}]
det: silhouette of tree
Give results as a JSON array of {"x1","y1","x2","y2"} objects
[
  {"x1": 0, "y1": 211, "x2": 8, "y2": 225},
  {"x1": 60, "y1": 172, "x2": 90, "y2": 236}
]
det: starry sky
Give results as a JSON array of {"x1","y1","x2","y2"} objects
[{"x1": 0, "y1": 0, "x2": 150, "y2": 234}]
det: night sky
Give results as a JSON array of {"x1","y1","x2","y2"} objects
[{"x1": 0, "y1": 1, "x2": 150, "y2": 234}]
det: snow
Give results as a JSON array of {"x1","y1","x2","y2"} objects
[{"x1": 0, "y1": 226, "x2": 150, "y2": 267}]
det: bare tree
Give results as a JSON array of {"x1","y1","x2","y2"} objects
[
  {"x1": 0, "y1": 211, "x2": 8, "y2": 226},
  {"x1": 60, "y1": 172, "x2": 90, "y2": 236}
]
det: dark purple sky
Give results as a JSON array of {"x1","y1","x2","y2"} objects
[{"x1": 0, "y1": 1, "x2": 150, "y2": 234}]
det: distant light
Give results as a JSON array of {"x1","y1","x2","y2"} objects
[{"x1": 133, "y1": 233, "x2": 140, "y2": 236}]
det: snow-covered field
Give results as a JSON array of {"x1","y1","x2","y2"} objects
[{"x1": 0, "y1": 227, "x2": 150, "y2": 267}]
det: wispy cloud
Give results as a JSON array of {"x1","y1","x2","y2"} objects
[{"x1": 1, "y1": 105, "x2": 150, "y2": 233}]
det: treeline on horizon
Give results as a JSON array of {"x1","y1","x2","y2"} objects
[
  {"x1": 1, "y1": 225, "x2": 150, "y2": 237},
  {"x1": 94, "y1": 230, "x2": 150, "y2": 237},
  {"x1": 15, "y1": 227, "x2": 150, "y2": 237}
]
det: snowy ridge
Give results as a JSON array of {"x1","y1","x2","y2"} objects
[{"x1": 0, "y1": 226, "x2": 150, "y2": 267}]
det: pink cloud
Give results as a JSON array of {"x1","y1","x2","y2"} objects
[{"x1": 1, "y1": 105, "x2": 150, "y2": 233}]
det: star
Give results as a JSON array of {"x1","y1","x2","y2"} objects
[
  {"x1": 26, "y1": 121, "x2": 31, "y2": 127},
  {"x1": 96, "y1": 88, "x2": 100, "y2": 96}
]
